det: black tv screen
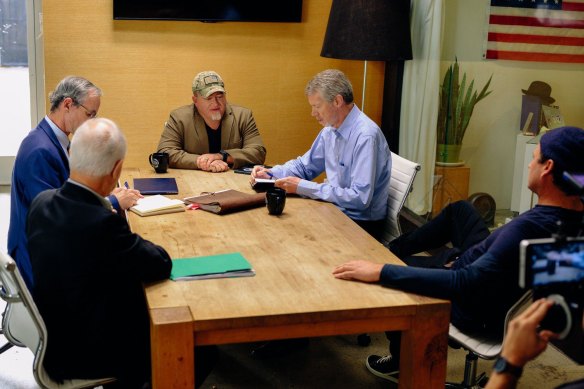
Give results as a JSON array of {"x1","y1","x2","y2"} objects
[{"x1": 113, "y1": 0, "x2": 303, "y2": 23}]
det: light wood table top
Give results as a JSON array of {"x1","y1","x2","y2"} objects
[{"x1": 122, "y1": 167, "x2": 450, "y2": 389}]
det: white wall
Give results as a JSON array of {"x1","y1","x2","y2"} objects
[
  {"x1": 442, "y1": 0, "x2": 584, "y2": 209},
  {"x1": 0, "y1": 67, "x2": 30, "y2": 184}
]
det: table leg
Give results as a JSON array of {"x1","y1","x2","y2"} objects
[
  {"x1": 398, "y1": 304, "x2": 450, "y2": 388},
  {"x1": 150, "y1": 306, "x2": 194, "y2": 388}
]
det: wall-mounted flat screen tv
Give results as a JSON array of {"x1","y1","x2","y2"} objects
[{"x1": 113, "y1": 0, "x2": 303, "y2": 23}]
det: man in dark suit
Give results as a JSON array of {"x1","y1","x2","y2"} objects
[
  {"x1": 8, "y1": 76, "x2": 141, "y2": 289},
  {"x1": 26, "y1": 118, "x2": 172, "y2": 388}
]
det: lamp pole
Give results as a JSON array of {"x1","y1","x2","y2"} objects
[{"x1": 362, "y1": 60, "x2": 368, "y2": 112}]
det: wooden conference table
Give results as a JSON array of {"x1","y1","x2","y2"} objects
[{"x1": 122, "y1": 167, "x2": 451, "y2": 388}]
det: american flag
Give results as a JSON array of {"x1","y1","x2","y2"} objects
[{"x1": 485, "y1": 0, "x2": 584, "y2": 63}]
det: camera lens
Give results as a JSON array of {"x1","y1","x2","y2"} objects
[{"x1": 539, "y1": 294, "x2": 572, "y2": 340}]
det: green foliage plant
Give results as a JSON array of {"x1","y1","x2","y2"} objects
[{"x1": 437, "y1": 59, "x2": 493, "y2": 145}]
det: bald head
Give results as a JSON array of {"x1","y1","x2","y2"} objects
[{"x1": 69, "y1": 118, "x2": 126, "y2": 177}]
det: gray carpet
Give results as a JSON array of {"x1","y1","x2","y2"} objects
[{"x1": 198, "y1": 333, "x2": 583, "y2": 389}]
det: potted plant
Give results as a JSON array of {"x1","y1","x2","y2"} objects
[{"x1": 436, "y1": 59, "x2": 493, "y2": 163}]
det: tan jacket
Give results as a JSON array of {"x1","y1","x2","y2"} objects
[{"x1": 157, "y1": 103, "x2": 266, "y2": 169}]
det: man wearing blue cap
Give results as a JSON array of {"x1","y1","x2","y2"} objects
[{"x1": 333, "y1": 126, "x2": 584, "y2": 383}]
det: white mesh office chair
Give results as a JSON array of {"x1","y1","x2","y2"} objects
[
  {"x1": 357, "y1": 152, "x2": 421, "y2": 347},
  {"x1": 380, "y1": 152, "x2": 421, "y2": 246},
  {"x1": 0, "y1": 250, "x2": 115, "y2": 389},
  {"x1": 446, "y1": 290, "x2": 533, "y2": 389}
]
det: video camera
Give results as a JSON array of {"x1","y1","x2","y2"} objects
[
  {"x1": 519, "y1": 237, "x2": 584, "y2": 336},
  {"x1": 518, "y1": 171, "x2": 584, "y2": 363}
]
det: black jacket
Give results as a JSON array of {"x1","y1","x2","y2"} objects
[{"x1": 27, "y1": 181, "x2": 171, "y2": 386}]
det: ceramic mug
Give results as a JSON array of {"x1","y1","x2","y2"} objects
[
  {"x1": 266, "y1": 187, "x2": 286, "y2": 215},
  {"x1": 149, "y1": 152, "x2": 169, "y2": 173}
]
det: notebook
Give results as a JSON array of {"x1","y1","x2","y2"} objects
[
  {"x1": 250, "y1": 178, "x2": 276, "y2": 192},
  {"x1": 133, "y1": 178, "x2": 179, "y2": 195},
  {"x1": 129, "y1": 195, "x2": 185, "y2": 217}
]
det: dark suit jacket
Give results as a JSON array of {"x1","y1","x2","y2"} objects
[
  {"x1": 157, "y1": 103, "x2": 266, "y2": 169},
  {"x1": 27, "y1": 181, "x2": 172, "y2": 386},
  {"x1": 8, "y1": 118, "x2": 70, "y2": 289},
  {"x1": 9, "y1": 118, "x2": 123, "y2": 290}
]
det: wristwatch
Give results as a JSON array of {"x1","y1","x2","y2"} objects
[
  {"x1": 493, "y1": 356, "x2": 523, "y2": 379},
  {"x1": 219, "y1": 150, "x2": 229, "y2": 163}
]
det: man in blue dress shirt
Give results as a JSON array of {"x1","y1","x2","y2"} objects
[
  {"x1": 249, "y1": 69, "x2": 392, "y2": 358},
  {"x1": 252, "y1": 69, "x2": 392, "y2": 241}
]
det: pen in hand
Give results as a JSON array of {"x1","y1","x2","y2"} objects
[{"x1": 266, "y1": 171, "x2": 277, "y2": 180}]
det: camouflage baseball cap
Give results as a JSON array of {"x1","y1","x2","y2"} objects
[{"x1": 192, "y1": 71, "x2": 226, "y2": 98}]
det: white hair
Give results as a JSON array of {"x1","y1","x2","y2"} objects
[{"x1": 69, "y1": 118, "x2": 126, "y2": 177}]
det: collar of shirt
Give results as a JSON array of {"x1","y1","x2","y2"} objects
[
  {"x1": 331, "y1": 104, "x2": 361, "y2": 140},
  {"x1": 67, "y1": 179, "x2": 113, "y2": 211},
  {"x1": 45, "y1": 115, "x2": 70, "y2": 157}
]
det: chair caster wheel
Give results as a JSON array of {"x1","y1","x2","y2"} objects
[{"x1": 357, "y1": 333, "x2": 371, "y2": 347}]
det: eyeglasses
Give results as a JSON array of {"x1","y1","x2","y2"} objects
[{"x1": 77, "y1": 103, "x2": 97, "y2": 118}]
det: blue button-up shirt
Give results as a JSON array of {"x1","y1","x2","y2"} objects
[{"x1": 270, "y1": 105, "x2": 391, "y2": 221}]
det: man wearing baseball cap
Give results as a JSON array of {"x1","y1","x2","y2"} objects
[
  {"x1": 333, "y1": 126, "x2": 584, "y2": 383},
  {"x1": 157, "y1": 70, "x2": 266, "y2": 172}
]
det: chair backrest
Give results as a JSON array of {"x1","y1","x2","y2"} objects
[
  {"x1": 380, "y1": 152, "x2": 421, "y2": 245},
  {"x1": 0, "y1": 250, "x2": 50, "y2": 386},
  {"x1": 448, "y1": 290, "x2": 533, "y2": 360},
  {"x1": 0, "y1": 251, "x2": 114, "y2": 389}
]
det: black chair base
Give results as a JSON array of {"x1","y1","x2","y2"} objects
[{"x1": 445, "y1": 352, "x2": 489, "y2": 389}]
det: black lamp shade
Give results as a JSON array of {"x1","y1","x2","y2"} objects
[{"x1": 321, "y1": 0, "x2": 413, "y2": 61}]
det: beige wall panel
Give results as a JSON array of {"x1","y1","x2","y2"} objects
[{"x1": 43, "y1": 1, "x2": 385, "y2": 168}]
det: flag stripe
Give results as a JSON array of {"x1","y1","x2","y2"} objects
[
  {"x1": 563, "y1": 2, "x2": 584, "y2": 12},
  {"x1": 488, "y1": 32, "x2": 584, "y2": 45},
  {"x1": 485, "y1": 1, "x2": 584, "y2": 63},
  {"x1": 487, "y1": 41, "x2": 584, "y2": 55},
  {"x1": 490, "y1": 14, "x2": 584, "y2": 29},
  {"x1": 486, "y1": 49, "x2": 584, "y2": 63},
  {"x1": 489, "y1": 24, "x2": 584, "y2": 37}
]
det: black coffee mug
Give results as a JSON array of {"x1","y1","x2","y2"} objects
[
  {"x1": 149, "y1": 152, "x2": 169, "y2": 173},
  {"x1": 266, "y1": 187, "x2": 286, "y2": 215}
]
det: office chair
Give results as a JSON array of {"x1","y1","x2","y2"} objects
[
  {"x1": 0, "y1": 250, "x2": 115, "y2": 389},
  {"x1": 380, "y1": 152, "x2": 421, "y2": 246},
  {"x1": 446, "y1": 290, "x2": 533, "y2": 389},
  {"x1": 358, "y1": 152, "x2": 421, "y2": 347},
  {"x1": 0, "y1": 306, "x2": 15, "y2": 354}
]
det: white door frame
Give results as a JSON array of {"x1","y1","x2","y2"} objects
[
  {"x1": 26, "y1": 0, "x2": 44, "y2": 127},
  {"x1": 0, "y1": 0, "x2": 44, "y2": 184}
]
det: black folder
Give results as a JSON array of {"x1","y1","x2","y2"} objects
[{"x1": 133, "y1": 178, "x2": 179, "y2": 195}]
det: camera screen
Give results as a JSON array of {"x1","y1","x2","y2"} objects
[{"x1": 520, "y1": 237, "x2": 584, "y2": 289}]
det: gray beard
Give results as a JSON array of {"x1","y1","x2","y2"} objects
[{"x1": 211, "y1": 112, "x2": 222, "y2": 121}]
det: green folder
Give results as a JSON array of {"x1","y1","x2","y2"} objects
[{"x1": 170, "y1": 252, "x2": 255, "y2": 281}]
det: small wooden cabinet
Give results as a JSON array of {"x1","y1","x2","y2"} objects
[{"x1": 432, "y1": 165, "x2": 470, "y2": 218}]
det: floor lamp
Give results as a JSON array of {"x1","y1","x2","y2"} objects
[{"x1": 320, "y1": 0, "x2": 413, "y2": 152}]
